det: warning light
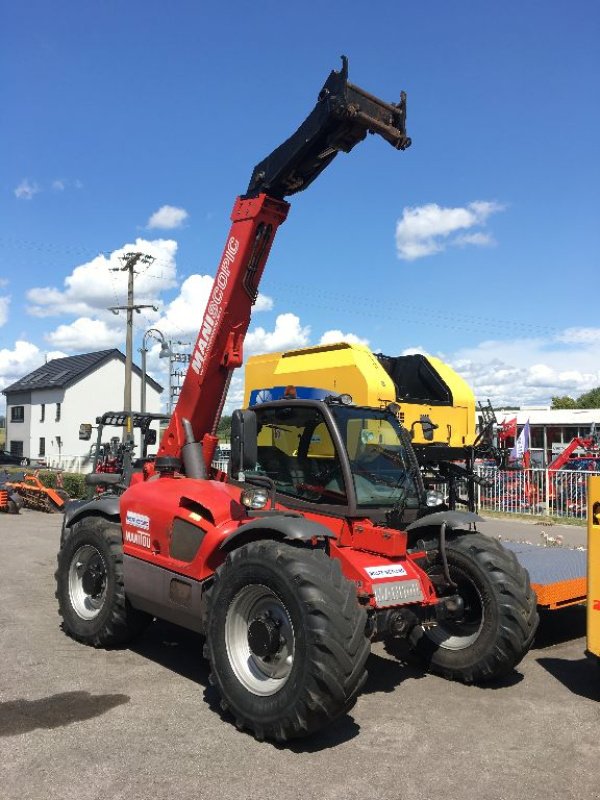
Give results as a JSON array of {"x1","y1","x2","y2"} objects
[{"x1": 284, "y1": 385, "x2": 297, "y2": 399}]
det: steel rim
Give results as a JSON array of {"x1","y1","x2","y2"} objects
[
  {"x1": 68, "y1": 544, "x2": 107, "y2": 620},
  {"x1": 425, "y1": 569, "x2": 484, "y2": 651},
  {"x1": 225, "y1": 584, "x2": 295, "y2": 696}
]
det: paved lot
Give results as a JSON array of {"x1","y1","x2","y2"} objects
[{"x1": 0, "y1": 510, "x2": 598, "y2": 800}]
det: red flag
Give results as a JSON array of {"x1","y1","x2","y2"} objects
[{"x1": 499, "y1": 417, "x2": 517, "y2": 442}]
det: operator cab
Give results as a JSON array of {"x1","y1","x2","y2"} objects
[{"x1": 232, "y1": 398, "x2": 428, "y2": 526}]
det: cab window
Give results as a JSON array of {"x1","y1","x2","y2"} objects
[{"x1": 254, "y1": 406, "x2": 347, "y2": 505}]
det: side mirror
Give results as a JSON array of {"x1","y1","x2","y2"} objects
[
  {"x1": 145, "y1": 429, "x2": 157, "y2": 446},
  {"x1": 79, "y1": 423, "x2": 92, "y2": 441},
  {"x1": 230, "y1": 409, "x2": 257, "y2": 478}
]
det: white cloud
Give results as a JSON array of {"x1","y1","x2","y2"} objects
[
  {"x1": 0, "y1": 296, "x2": 9, "y2": 327},
  {"x1": 254, "y1": 293, "x2": 273, "y2": 312},
  {"x1": 245, "y1": 313, "x2": 310, "y2": 355},
  {"x1": 395, "y1": 201, "x2": 503, "y2": 261},
  {"x1": 151, "y1": 274, "x2": 214, "y2": 339},
  {"x1": 147, "y1": 205, "x2": 189, "y2": 230},
  {"x1": 555, "y1": 327, "x2": 600, "y2": 345},
  {"x1": 52, "y1": 179, "x2": 66, "y2": 191},
  {"x1": 45, "y1": 317, "x2": 123, "y2": 351},
  {"x1": 319, "y1": 329, "x2": 369, "y2": 346},
  {"x1": 447, "y1": 328, "x2": 600, "y2": 405},
  {"x1": 453, "y1": 232, "x2": 495, "y2": 248},
  {"x1": 14, "y1": 179, "x2": 41, "y2": 200},
  {"x1": 0, "y1": 341, "x2": 41, "y2": 388},
  {"x1": 0, "y1": 342, "x2": 70, "y2": 390},
  {"x1": 27, "y1": 238, "x2": 178, "y2": 318}
]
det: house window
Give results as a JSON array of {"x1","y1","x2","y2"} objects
[
  {"x1": 10, "y1": 441, "x2": 24, "y2": 457},
  {"x1": 39, "y1": 437, "x2": 46, "y2": 457},
  {"x1": 10, "y1": 406, "x2": 24, "y2": 423},
  {"x1": 40, "y1": 404, "x2": 45, "y2": 422},
  {"x1": 56, "y1": 403, "x2": 61, "y2": 422}
]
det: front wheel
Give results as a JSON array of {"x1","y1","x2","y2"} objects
[
  {"x1": 55, "y1": 517, "x2": 152, "y2": 647},
  {"x1": 408, "y1": 533, "x2": 538, "y2": 683},
  {"x1": 204, "y1": 540, "x2": 370, "y2": 741}
]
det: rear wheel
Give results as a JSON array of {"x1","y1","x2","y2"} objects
[
  {"x1": 204, "y1": 540, "x2": 370, "y2": 741},
  {"x1": 55, "y1": 517, "x2": 151, "y2": 647},
  {"x1": 409, "y1": 533, "x2": 538, "y2": 683}
]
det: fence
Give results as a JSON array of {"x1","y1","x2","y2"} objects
[
  {"x1": 41, "y1": 451, "x2": 597, "y2": 520},
  {"x1": 44, "y1": 454, "x2": 85, "y2": 473},
  {"x1": 475, "y1": 465, "x2": 597, "y2": 519}
]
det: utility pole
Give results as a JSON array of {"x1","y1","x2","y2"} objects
[
  {"x1": 167, "y1": 340, "x2": 192, "y2": 414},
  {"x1": 108, "y1": 251, "x2": 156, "y2": 437}
]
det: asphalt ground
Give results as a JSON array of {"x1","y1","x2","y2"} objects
[{"x1": 1, "y1": 510, "x2": 598, "y2": 800}]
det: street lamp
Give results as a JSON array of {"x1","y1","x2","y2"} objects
[{"x1": 140, "y1": 328, "x2": 171, "y2": 414}]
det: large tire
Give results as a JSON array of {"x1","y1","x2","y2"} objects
[
  {"x1": 204, "y1": 540, "x2": 370, "y2": 741},
  {"x1": 408, "y1": 533, "x2": 538, "y2": 683},
  {"x1": 55, "y1": 517, "x2": 152, "y2": 647}
]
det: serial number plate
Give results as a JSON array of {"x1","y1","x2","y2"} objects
[{"x1": 372, "y1": 579, "x2": 424, "y2": 608}]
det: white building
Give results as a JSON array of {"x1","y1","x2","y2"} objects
[
  {"x1": 494, "y1": 406, "x2": 600, "y2": 466},
  {"x1": 2, "y1": 349, "x2": 163, "y2": 470}
]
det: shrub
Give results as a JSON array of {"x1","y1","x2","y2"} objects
[{"x1": 38, "y1": 470, "x2": 87, "y2": 499}]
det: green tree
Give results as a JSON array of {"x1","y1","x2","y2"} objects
[
  {"x1": 576, "y1": 387, "x2": 600, "y2": 408},
  {"x1": 551, "y1": 387, "x2": 600, "y2": 409},
  {"x1": 551, "y1": 395, "x2": 578, "y2": 409},
  {"x1": 217, "y1": 414, "x2": 232, "y2": 440}
]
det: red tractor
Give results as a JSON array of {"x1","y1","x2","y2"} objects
[{"x1": 56, "y1": 59, "x2": 537, "y2": 741}]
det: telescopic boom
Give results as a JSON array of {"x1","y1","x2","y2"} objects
[{"x1": 158, "y1": 57, "x2": 411, "y2": 460}]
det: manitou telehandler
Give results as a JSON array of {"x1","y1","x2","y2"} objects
[{"x1": 56, "y1": 58, "x2": 538, "y2": 742}]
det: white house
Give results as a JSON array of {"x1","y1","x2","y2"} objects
[{"x1": 2, "y1": 349, "x2": 163, "y2": 470}]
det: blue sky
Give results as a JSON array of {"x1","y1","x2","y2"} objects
[{"x1": 2, "y1": 0, "x2": 599, "y2": 410}]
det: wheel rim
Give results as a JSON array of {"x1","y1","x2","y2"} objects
[
  {"x1": 68, "y1": 544, "x2": 108, "y2": 620},
  {"x1": 225, "y1": 584, "x2": 295, "y2": 696},
  {"x1": 425, "y1": 568, "x2": 484, "y2": 651}
]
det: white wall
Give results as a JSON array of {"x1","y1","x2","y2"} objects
[
  {"x1": 27, "y1": 357, "x2": 162, "y2": 468},
  {"x1": 5, "y1": 397, "x2": 32, "y2": 458}
]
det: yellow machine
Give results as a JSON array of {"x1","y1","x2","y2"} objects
[
  {"x1": 245, "y1": 342, "x2": 476, "y2": 448},
  {"x1": 587, "y1": 475, "x2": 600, "y2": 664},
  {"x1": 245, "y1": 342, "x2": 590, "y2": 614}
]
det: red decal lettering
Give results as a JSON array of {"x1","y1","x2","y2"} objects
[{"x1": 593, "y1": 600, "x2": 600, "y2": 611}]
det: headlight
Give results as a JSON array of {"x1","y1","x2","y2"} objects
[
  {"x1": 240, "y1": 487, "x2": 269, "y2": 510},
  {"x1": 425, "y1": 489, "x2": 444, "y2": 507}
]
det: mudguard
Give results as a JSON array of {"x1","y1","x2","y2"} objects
[
  {"x1": 220, "y1": 512, "x2": 335, "y2": 551},
  {"x1": 63, "y1": 494, "x2": 121, "y2": 530},
  {"x1": 406, "y1": 510, "x2": 483, "y2": 532}
]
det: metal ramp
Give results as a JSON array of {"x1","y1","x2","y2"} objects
[{"x1": 502, "y1": 541, "x2": 587, "y2": 610}]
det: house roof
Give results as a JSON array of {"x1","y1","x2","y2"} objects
[{"x1": 2, "y1": 349, "x2": 163, "y2": 395}]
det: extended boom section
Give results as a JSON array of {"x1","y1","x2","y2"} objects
[
  {"x1": 160, "y1": 57, "x2": 411, "y2": 459},
  {"x1": 246, "y1": 55, "x2": 411, "y2": 199}
]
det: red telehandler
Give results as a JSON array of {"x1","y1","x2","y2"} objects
[{"x1": 56, "y1": 58, "x2": 537, "y2": 741}]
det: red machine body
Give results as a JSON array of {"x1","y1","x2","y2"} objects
[{"x1": 121, "y1": 472, "x2": 438, "y2": 613}]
